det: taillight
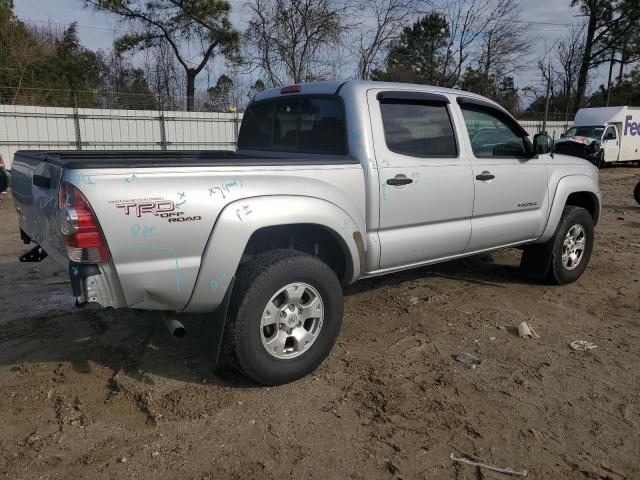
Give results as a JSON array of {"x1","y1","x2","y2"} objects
[
  {"x1": 281, "y1": 85, "x2": 301, "y2": 94},
  {"x1": 59, "y1": 182, "x2": 110, "y2": 263},
  {"x1": 0, "y1": 155, "x2": 4, "y2": 168}
]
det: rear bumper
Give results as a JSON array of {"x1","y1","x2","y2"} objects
[{"x1": 70, "y1": 261, "x2": 127, "y2": 309}]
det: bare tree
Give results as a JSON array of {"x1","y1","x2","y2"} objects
[
  {"x1": 353, "y1": 0, "x2": 415, "y2": 80},
  {"x1": 556, "y1": 25, "x2": 584, "y2": 117},
  {"x1": 537, "y1": 45, "x2": 556, "y2": 132},
  {"x1": 438, "y1": 0, "x2": 494, "y2": 87},
  {"x1": 244, "y1": 0, "x2": 351, "y2": 85},
  {"x1": 476, "y1": 0, "x2": 533, "y2": 92}
]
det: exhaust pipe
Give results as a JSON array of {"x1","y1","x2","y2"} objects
[{"x1": 162, "y1": 314, "x2": 186, "y2": 339}]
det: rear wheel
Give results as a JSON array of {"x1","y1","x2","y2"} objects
[
  {"x1": 547, "y1": 206, "x2": 594, "y2": 284},
  {"x1": 221, "y1": 249, "x2": 343, "y2": 385},
  {"x1": 634, "y1": 181, "x2": 640, "y2": 206}
]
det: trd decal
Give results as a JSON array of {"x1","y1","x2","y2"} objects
[
  {"x1": 116, "y1": 200, "x2": 175, "y2": 217},
  {"x1": 115, "y1": 200, "x2": 201, "y2": 222},
  {"x1": 517, "y1": 201, "x2": 538, "y2": 208}
]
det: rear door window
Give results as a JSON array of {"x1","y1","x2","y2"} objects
[
  {"x1": 379, "y1": 99, "x2": 457, "y2": 158},
  {"x1": 238, "y1": 96, "x2": 346, "y2": 154}
]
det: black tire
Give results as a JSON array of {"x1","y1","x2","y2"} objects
[
  {"x1": 595, "y1": 151, "x2": 605, "y2": 169},
  {"x1": 221, "y1": 249, "x2": 343, "y2": 385},
  {"x1": 634, "y1": 181, "x2": 640, "y2": 206},
  {"x1": 547, "y1": 206, "x2": 594, "y2": 285}
]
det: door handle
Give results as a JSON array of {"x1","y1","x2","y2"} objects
[
  {"x1": 387, "y1": 176, "x2": 413, "y2": 186},
  {"x1": 475, "y1": 171, "x2": 495, "y2": 181}
]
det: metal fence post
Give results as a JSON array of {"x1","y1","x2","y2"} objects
[
  {"x1": 159, "y1": 112, "x2": 167, "y2": 150},
  {"x1": 73, "y1": 92, "x2": 82, "y2": 150},
  {"x1": 233, "y1": 112, "x2": 239, "y2": 147}
]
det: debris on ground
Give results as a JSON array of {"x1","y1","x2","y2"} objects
[
  {"x1": 385, "y1": 459, "x2": 399, "y2": 474},
  {"x1": 450, "y1": 453, "x2": 528, "y2": 477},
  {"x1": 455, "y1": 353, "x2": 482, "y2": 368},
  {"x1": 569, "y1": 340, "x2": 597, "y2": 351},
  {"x1": 517, "y1": 321, "x2": 540, "y2": 338}
]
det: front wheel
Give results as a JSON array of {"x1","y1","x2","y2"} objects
[
  {"x1": 547, "y1": 206, "x2": 594, "y2": 284},
  {"x1": 221, "y1": 249, "x2": 344, "y2": 385},
  {"x1": 634, "y1": 181, "x2": 640, "y2": 206}
]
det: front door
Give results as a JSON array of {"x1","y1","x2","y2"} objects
[
  {"x1": 368, "y1": 90, "x2": 475, "y2": 270},
  {"x1": 456, "y1": 99, "x2": 550, "y2": 251},
  {"x1": 602, "y1": 126, "x2": 620, "y2": 162}
]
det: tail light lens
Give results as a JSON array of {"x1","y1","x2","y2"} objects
[{"x1": 59, "y1": 182, "x2": 110, "y2": 263}]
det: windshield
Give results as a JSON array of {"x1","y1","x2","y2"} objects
[{"x1": 565, "y1": 126, "x2": 604, "y2": 139}]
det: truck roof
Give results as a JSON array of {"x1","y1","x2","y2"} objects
[
  {"x1": 575, "y1": 106, "x2": 640, "y2": 126},
  {"x1": 254, "y1": 80, "x2": 498, "y2": 106}
]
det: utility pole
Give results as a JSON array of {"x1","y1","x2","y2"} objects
[
  {"x1": 606, "y1": 47, "x2": 615, "y2": 106},
  {"x1": 543, "y1": 57, "x2": 551, "y2": 134}
]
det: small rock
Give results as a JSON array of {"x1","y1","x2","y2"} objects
[
  {"x1": 237, "y1": 401, "x2": 244, "y2": 406},
  {"x1": 137, "y1": 370, "x2": 144, "y2": 376},
  {"x1": 409, "y1": 296, "x2": 419, "y2": 305},
  {"x1": 152, "y1": 451, "x2": 159, "y2": 458},
  {"x1": 119, "y1": 456, "x2": 128, "y2": 463},
  {"x1": 455, "y1": 352, "x2": 482, "y2": 368},
  {"x1": 489, "y1": 337, "x2": 497, "y2": 341},
  {"x1": 249, "y1": 419, "x2": 256, "y2": 425}
]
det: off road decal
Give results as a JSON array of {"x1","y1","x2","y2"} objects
[{"x1": 113, "y1": 199, "x2": 201, "y2": 223}]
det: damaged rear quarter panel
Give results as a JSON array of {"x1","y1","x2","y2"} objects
[{"x1": 74, "y1": 164, "x2": 364, "y2": 311}]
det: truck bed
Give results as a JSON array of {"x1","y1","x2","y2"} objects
[{"x1": 14, "y1": 150, "x2": 358, "y2": 169}]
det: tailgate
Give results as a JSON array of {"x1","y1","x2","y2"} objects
[{"x1": 10, "y1": 152, "x2": 68, "y2": 266}]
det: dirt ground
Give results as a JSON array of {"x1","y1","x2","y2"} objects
[{"x1": 0, "y1": 168, "x2": 639, "y2": 480}]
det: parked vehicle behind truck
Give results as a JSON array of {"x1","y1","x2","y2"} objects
[
  {"x1": 555, "y1": 106, "x2": 640, "y2": 167},
  {"x1": 11, "y1": 80, "x2": 601, "y2": 385}
]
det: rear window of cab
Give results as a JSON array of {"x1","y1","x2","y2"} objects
[{"x1": 237, "y1": 96, "x2": 347, "y2": 154}]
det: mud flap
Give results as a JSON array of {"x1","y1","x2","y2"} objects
[
  {"x1": 200, "y1": 276, "x2": 236, "y2": 368},
  {"x1": 520, "y1": 240, "x2": 554, "y2": 280},
  {"x1": 19, "y1": 245, "x2": 48, "y2": 262}
]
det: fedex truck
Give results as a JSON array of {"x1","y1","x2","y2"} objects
[{"x1": 555, "y1": 106, "x2": 640, "y2": 167}]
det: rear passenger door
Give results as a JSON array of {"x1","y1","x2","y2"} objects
[
  {"x1": 368, "y1": 90, "x2": 475, "y2": 269},
  {"x1": 456, "y1": 98, "x2": 549, "y2": 251}
]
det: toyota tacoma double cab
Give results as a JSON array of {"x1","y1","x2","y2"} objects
[{"x1": 10, "y1": 80, "x2": 601, "y2": 385}]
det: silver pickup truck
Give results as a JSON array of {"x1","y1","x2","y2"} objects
[{"x1": 11, "y1": 80, "x2": 601, "y2": 385}]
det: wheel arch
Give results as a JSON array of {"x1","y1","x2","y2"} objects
[
  {"x1": 184, "y1": 195, "x2": 363, "y2": 313},
  {"x1": 538, "y1": 175, "x2": 601, "y2": 243}
]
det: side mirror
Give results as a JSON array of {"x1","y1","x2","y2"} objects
[
  {"x1": 533, "y1": 133, "x2": 552, "y2": 154},
  {"x1": 560, "y1": 133, "x2": 567, "y2": 138}
]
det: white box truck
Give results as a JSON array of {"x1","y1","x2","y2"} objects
[{"x1": 555, "y1": 106, "x2": 640, "y2": 167}]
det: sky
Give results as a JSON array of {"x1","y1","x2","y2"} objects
[{"x1": 13, "y1": 0, "x2": 608, "y2": 99}]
